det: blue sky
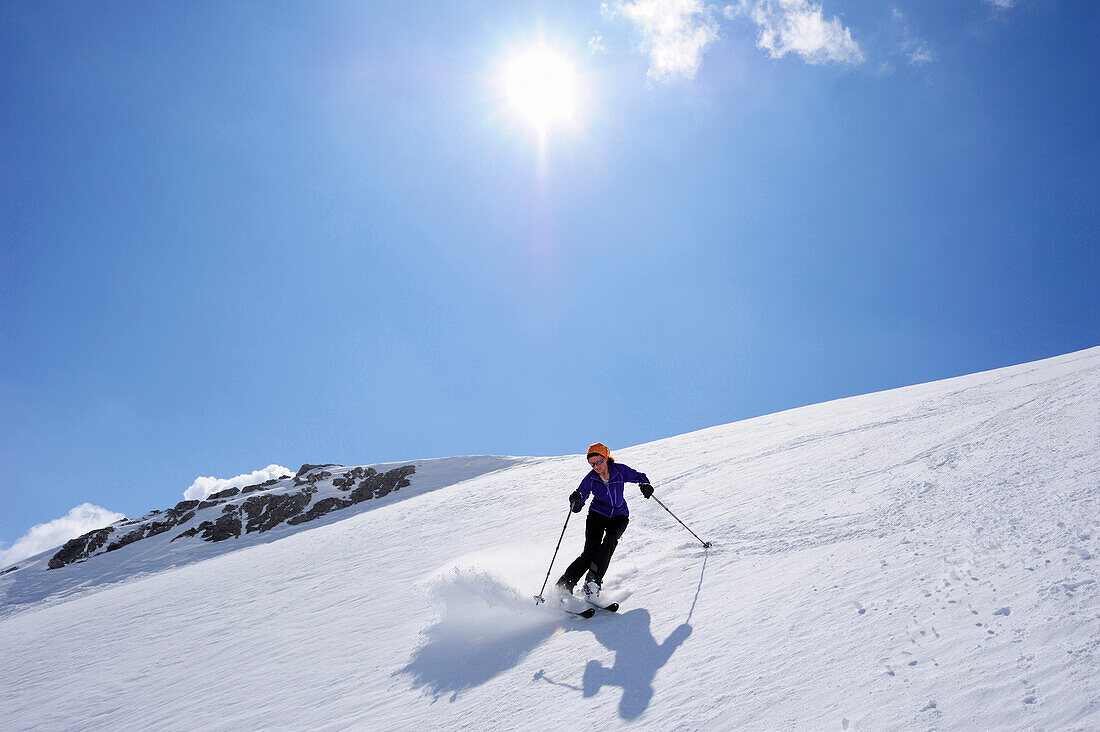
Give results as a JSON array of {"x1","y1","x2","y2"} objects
[{"x1": 2, "y1": 0, "x2": 1097, "y2": 559}]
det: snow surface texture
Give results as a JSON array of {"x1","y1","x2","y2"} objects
[{"x1": 1, "y1": 347, "x2": 1097, "y2": 730}]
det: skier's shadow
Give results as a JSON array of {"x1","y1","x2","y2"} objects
[
  {"x1": 581, "y1": 608, "x2": 692, "y2": 719},
  {"x1": 580, "y1": 548, "x2": 707, "y2": 719}
]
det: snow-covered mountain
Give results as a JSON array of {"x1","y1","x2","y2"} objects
[{"x1": 2, "y1": 347, "x2": 1097, "y2": 730}]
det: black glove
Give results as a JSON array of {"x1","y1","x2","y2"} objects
[
  {"x1": 639, "y1": 483, "x2": 654, "y2": 499},
  {"x1": 569, "y1": 489, "x2": 584, "y2": 512}
]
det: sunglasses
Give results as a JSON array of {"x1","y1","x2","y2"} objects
[{"x1": 588, "y1": 457, "x2": 606, "y2": 467}]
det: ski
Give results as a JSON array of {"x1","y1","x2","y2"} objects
[
  {"x1": 565, "y1": 607, "x2": 597, "y2": 618},
  {"x1": 587, "y1": 599, "x2": 619, "y2": 612},
  {"x1": 537, "y1": 594, "x2": 598, "y2": 618}
]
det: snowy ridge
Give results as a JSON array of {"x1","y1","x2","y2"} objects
[
  {"x1": 0, "y1": 347, "x2": 1097, "y2": 730},
  {"x1": 0, "y1": 455, "x2": 523, "y2": 615}
]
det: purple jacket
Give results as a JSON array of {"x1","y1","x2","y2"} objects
[{"x1": 576, "y1": 461, "x2": 650, "y2": 518}]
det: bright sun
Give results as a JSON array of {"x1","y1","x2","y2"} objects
[{"x1": 501, "y1": 45, "x2": 581, "y2": 136}]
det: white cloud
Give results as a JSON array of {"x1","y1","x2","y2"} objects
[
  {"x1": 183, "y1": 464, "x2": 293, "y2": 501},
  {"x1": 907, "y1": 41, "x2": 934, "y2": 66},
  {"x1": 589, "y1": 33, "x2": 606, "y2": 54},
  {"x1": 609, "y1": 0, "x2": 721, "y2": 79},
  {"x1": 890, "y1": 6, "x2": 935, "y2": 67},
  {"x1": 986, "y1": 0, "x2": 1016, "y2": 8},
  {"x1": 0, "y1": 504, "x2": 126, "y2": 568},
  {"x1": 726, "y1": 0, "x2": 864, "y2": 65}
]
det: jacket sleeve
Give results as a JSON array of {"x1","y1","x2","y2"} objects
[
  {"x1": 616, "y1": 463, "x2": 650, "y2": 485},
  {"x1": 576, "y1": 475, "x2": 593, "y2": 503}
]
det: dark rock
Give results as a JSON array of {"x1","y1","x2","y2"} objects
[
  {"x1": 287, "y1": 496, "x2": 353, "y2": 526},
  {"x1": 342, "y1": 467, "x2": 376, "y2": 492},
  {"x1": 192, "y1": 510, "x2": 243, "y2": 542},
  {"x1": 295, "y1": 463, "x2": 337, "y2": 478},
  {"x1": 165, "y1": 505, "x2": 194, "y2": 521},
  {"x1": 241, "y1": 479, "x2": 281, "y2": 494},
  {"x1": 108, "y1": 511, "x2": 193, "y2": 551},
  {"x1": 46, "y1": 463, "x2": 417, "y2": 567},
  {"x1": 241, "y1": 491, "x2": 313, "y2": 533},
  {"x1": 150, "y1": 514, "x2": 191, "y2": 535},
  {"x1": 293, "y1": 464, "x2": 338, "y2": 487},
  {"x1": 208, "y1": 487, "x2": 241, "y2": 501},
  {"x1": 334, "y1": 466, "x2": 373, "y2": 489},
  {"x1": 0, "y1": 565, "x2": 18, "y2": 576},
  {"x1": 294, "y1": 469, "x2": 333, "y2": 487},
  {"x1": 48, "y1": 527, "x2": 116, "y2": 569},
  {"x1": 106, "y1": 528, "x2": 147, "y2": 553},
  {"x1": 165, "y1": 513, "x2": 202, "y2": 542},
  {"x1": 349, "y1": 465, "x2": 416, "y2": 503}
]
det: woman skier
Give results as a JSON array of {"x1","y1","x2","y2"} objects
[{"x1": 556, "y1": 443, "x2": 653, "y2": 600}]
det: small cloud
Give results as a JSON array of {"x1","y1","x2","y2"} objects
[
  {"x1": 907, "y1": 41, "x2": 934, "y2": 65},
  {"x1": 727, "y1": 0, "x2": 865, "y2": 66},
  {"x1": 609, "y1": 0, "x2": 721, "y2": 80},
  {"x1": 0, "y1": 504, "x2": 126, "y2": 568},
  {"x1": 589, "y1": 33, "x2": 606, "y2": 54},
  {"x1": 183, "y1": 464, "x2": 292, "y2": 501},
  {"x1": 888, "y1": 6, "x2": 935, "y2": 69},
  {"x1": 986, "y1": 0, "x2": 1017, "y2": 8}
]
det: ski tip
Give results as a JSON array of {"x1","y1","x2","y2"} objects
[{"x1": 564, "y1": 606, "x2": 596, "y2": 618}]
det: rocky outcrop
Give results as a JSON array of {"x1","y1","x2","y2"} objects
[
  {"x1": 294, "y1": 464, "x2": 335, "y2": 487},
  {"x1": 48, "y1": 528, "x2": 116, "y2": 570},
  {"x1": 176, "y1": 510, "x2": 243, "y2": 542},
  {"x1": 241, "y1": 491, "x2": 315, "y2": 534},
  {"x1": 287, "y1": 496, "x2": 352, "y2": 525},
  {"x1": 348, "y1": 466, "x2": 414, "y2": 502},
  {"x1": 105, "y1": 510, "x2": 196, "y2": 553},
  {"x1": 296, "y1": 464, "x2": 336, "y2": 477},
  {"x1": 242, "y1": 479, "x2": 280, "y2": 495},
  {"x1": 288, "y1": 465, "x2": 416, "y2": 525},
  {"x1": 47, "y1": 463, "x2": 417, "y2": 569}
]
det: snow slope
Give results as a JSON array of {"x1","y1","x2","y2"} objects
[{"x1": 1, "y1": 347, "x2": 1097, "y2": 730}]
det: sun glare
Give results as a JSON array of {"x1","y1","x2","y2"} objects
[{"x1": 501, "y1": 45, "x2": 581, "y2": 137}]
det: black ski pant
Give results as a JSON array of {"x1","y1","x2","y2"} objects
[{"x1": 558, "y1": 512, "x2": 629, "y2": 589}]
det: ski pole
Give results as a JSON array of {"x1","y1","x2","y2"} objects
[
  {"x1": 534, "y1": 507, "x2": 573, "y2": 605},
  {"x1": 651, "y1": 494, "x2": 711, "y2": 548}
]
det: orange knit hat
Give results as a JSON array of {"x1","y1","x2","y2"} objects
[{"x1": 586, "y1": 443, "x2": 611, "y2": 460}]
